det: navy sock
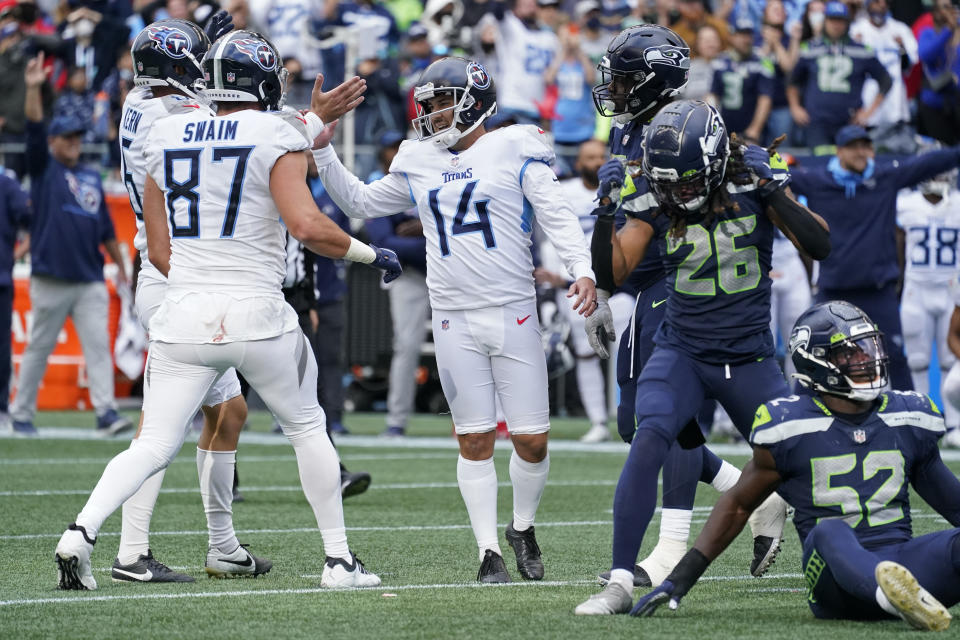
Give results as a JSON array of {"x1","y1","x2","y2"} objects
[
  {"x1": 611, "y1": 429, "x2": 671, "y2": 571},
  {"x1": 700, "y1": 446, "x2": 723, "y2": 484},
  {"x1": 662, "y1": 443, "x2": 701, "y2": 510},
  {"x1": 809, "y1": 519, "x2": 880, "y2": 601}
]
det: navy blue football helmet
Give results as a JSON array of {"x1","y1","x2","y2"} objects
[
  {"x1": 593, "y1": 24, "x2": 690, "y2": 124},
  {"x1": 412, "y1": 57, "x2": 497, "y2": 148},
  {"x1": 132, "y1": 19, "x2": 210, "y2": 96},
  {"x1": 790, "y1": 301, "x2": 889, "y2": 401},
  {"x1": 200, "y1": 30, "x2": 286, "y2": 110},
  {"x1": 641, "y1": 100, "x2": 729, "y2": 213}
]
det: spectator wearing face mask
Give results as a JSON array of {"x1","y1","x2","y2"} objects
[
  {"x1": 850, "y1": 0, "x2": 918, "y2": 130},
  {"x1": 60, "y1": 2, "x2": 130, "y2": 92}
]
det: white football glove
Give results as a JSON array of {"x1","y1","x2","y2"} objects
[{"x1": 585, "y1": 289, "x2": 616, "y2": 359}]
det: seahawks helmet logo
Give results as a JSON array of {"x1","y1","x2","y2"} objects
[
  {"x1": 643, "y1": 46, "x2": 690, "y2": 69},
  {"x1": 789, "y1": 326, "x2": 811, "y2": 354},
  {"x1": 233, "y1": 38, "x2": 277, "y2": 71},
  {"x1": 466, "y1": 61, "x2": 490, "y2": 90},
  {"x1": 147, "y1": 26, "x2": 191, "y2": 59}
]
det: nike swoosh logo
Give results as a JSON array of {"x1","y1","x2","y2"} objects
[
  {"x1": 220, "y1": 555, "x2": 253, "y2": 567},
  {"x1": 651, "y1": 299, "x2": 667, "y2": 308},
  {"x1": 517, "y1": 315, "x2": 531, "y2": 325},
  {"x1": 113, "y1": 567, "x2": 152, "y2": 581}
]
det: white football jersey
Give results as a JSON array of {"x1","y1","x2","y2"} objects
[
  {"x1": 897, "y1": 190, "x2": 960, "y2": 285},
  {"x1": 850, "y1": 17, "x2": 918, "y2": 126},
  {"x1": 119, "y1": 86, "x2": 212, "y2": 285},
  {"x1": 486, "y1": 12, "x2": 558, "y2": 116},
  {"x1": 143, "y1": 108, "x2": 313, "y2": 343},
  {"x1": 314, "y1": 125, "x2": 593, "y2": 311}
]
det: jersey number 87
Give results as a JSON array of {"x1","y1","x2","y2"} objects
[{"x1": 162, "y1": 147, "x2": 253, "y2": 238}]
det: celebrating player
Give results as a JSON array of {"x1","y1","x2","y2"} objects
[
  {"x1": 54, "y1": 30, "x2": 397, "y2": 590},
  {"x1": 576, "y1": 100, "x2": 831, "y2": 614},
  {"x1": 632, "y1": 301, "x2": 959, "y2": 632},
  {"x1": 312, "y1": 56, "x2": 597, "y2": 582}
]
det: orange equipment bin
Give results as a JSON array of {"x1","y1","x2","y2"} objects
[{"x1": 10, "y1": 192, "x2": 138, "y2": 410}]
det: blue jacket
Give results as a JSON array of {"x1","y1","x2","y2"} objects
[
  {"x1": 25, "y1": 121, "x2": 115, "y2": 283},
  {"x1": 310, "y1": 178, "x2": 350, "y2": 304},
  {"x1": 0, "y1": 172, "x2": 30, "y2": 287},
  {"x1": 917, "y1": 25, "x2": 960, "y2": 110},
  {"x1": 790, "y1": 148, "x2": 960, "y2": 290}
]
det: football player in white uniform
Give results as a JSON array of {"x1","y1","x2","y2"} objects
[
  {"x1": 113, "y1": 16, "x2": 273, "y2": 583},
  {"x1": 942, "y1": 274, "x2": 960, "y2": 446},
  {"x1": 897, "y1": 168, "x2": 960, "y2": 438},
  {"x1": 54, "y1": 30, "x2": 398, "y2": 591},
  {"x1": 312, "y1": 57, "x2": 597, "y2": 582}
]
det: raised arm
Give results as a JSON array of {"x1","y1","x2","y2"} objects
[{"x1": 312, "y1": 144, "x2": 417, "y2": 219}]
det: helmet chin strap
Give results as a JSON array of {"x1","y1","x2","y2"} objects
[{"x1": 433, "y1": 103, "x2": 496, "y2": 149}]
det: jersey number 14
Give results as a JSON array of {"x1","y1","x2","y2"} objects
[{"x1": 429, "y1": 180, "x2": 496, "y2": 257}]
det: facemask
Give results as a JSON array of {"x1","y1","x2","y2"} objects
[
  {"x1": 809, "y1": 11, "x2": 825, "y2": 29},
  {"x1": 74, "y1": 18, "x2": 95, "y2": 39},
  {"x1": 868, "y1": 10, "x2": 887, "y2": 25}
]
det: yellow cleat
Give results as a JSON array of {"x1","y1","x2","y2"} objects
[{"x1": 875, "y1": 561, "x2": 951, "y2": 632}]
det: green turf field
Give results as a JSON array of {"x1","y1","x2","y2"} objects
[{"x1": 1, "y1": 411, "x2": 957, "y2": 639}]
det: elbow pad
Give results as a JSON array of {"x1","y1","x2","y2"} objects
[
  {"x1": 765, "y1": 189, "x2": 831, "y2": 260},
  {"x1": 591, "y1": 215, "x2": 616, "y2": 292}
]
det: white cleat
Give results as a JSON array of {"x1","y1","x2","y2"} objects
[
  {"x1": 748, "y1": 492, "x2": 788, "y2": 577},
  {"x1": 55, "y1": 524, "x2": 97, "y2": 590},
  {"x1": 320, "y1": 552, "x2": 381, "y2": 588},
  {"x1": 579, "y1": 424, "x2": 611, "y2": 443},
  {"x1": 876, "y1": 561, "x2": 951, "y2": 632},
  {"x1": 635, "y1": 537, "x2": 687, "y2": 587},
  {"x1": 574, "y1": 581, "x2": 633, "y2": 615}
]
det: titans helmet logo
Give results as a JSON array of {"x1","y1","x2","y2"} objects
[
  {"x1": 147, "y1": 26, "x2": 191, "y2": 59},
  {"x1": 233, "y1": 38, "x2": 277, "y2": 71},
  {"x1": 466, "y1": 61, "x2": 490, "y2": 90}
]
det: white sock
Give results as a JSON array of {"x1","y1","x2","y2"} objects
[
  {"x1": 876, "y1": 585, "x2": 901, "y2": 617},
  {"x1": 910, "y1": 368, "x2": 930, "y2": 395},
  {"x1": 457, "y1": 455, "x2": 501, "y2": 559},
  {"x1": 610, "y1": 568, "x2": 635, "y2": 595},
  {"x1": 197, "y1": 448, "x2": 239, "y2": 552},
  {"x1": 659, "y1": 508, "x2": 692, "y2": 542},
  {"x1": 288, "y1": 430, "x2": 350, "y2": 560},
  {"x1": 77, "y1": 442, "x2": 169, "y2": 539},
  {"x1": 509, "y1": 451, "x2": 549, "y2": 532},
  {"x1": 118, "y1": 441, "x2": 165, "y2": 564},
  {"x1": 576, "y1": 358, "x2": 607, "y2": 426},
  {"x1": 711, "y1": 460, "x2": 741, "y2": 493}
]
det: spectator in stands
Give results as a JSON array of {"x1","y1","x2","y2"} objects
[
  {"x1": 312, "y1": 0, "x2": 400, "y2": 87},
  {"x1": 11, "y1": 53, "x2": 130, "y2": 436},
  {"x1": 788, "y1": 124, "x2": 960, "y2": 392},
  {"x1": 916, "y1": 0, "x2": 960, "y2": 145},
  {"x1": 683, "y1": 23, "x2": 723, "y2": 99},
  {"x1": 757, "y1": 0, "x2": 802, "y2": 144},
  {"x1": 364, "y1": 131, "x2": 429, "y2": 438},
  {"x1": 0, "y1": 15, "x2": 29, "y2": 177},
  {"x1": 52, "y1": 66, "x2": 97, "y2": 140},
  {"x1": 59, "y1": 2, "x2": 129, "y2": 91},
  {"x1": 672, "y1": 0, "x2": 729, "y2": 56},
  {"x1": 787, "y1": 1, "x2": 892, "y2": 152},
  {"x1": 0, "y1": 167, "x2": 29, "y2": 433},
  {"x1": 354, "y1": 53, "x2": 405, "y2": 147},
  {"x1": 574, "y1": 0, "x2": 609, "y2": 63},
  {"x1": 545, "y1": 23, "x2": 596, "y2": 172},
  {"x1": 709, "y1": 17, "x2": 773, "y2": 143},
  {"x1": 851, "y1": 0, "x2": 918, "y2": 133}
]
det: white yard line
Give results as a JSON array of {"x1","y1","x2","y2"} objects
[{"x1": 0, "y1": 452, "x2": 452, "y2": 466}]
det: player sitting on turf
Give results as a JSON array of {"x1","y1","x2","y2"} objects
[{"x1": 632, "y1": 301, "x2": 960, "y2": 632}]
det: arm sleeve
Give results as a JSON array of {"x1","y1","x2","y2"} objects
[
  {"x1": 365, "y1": 216, "x2": 428, "y2": 270},
  {"x1": 520, "y1": 160, "x2": 594, "y2": 282},
  {"x1": 891, "y1": 148, "x2": 960, "y2": 191},
  {"x1": 911, "y1": 445, "x2": 960, "y2": 527},
  {"x1": 868, "y1": 56, "x2": 893, "y2": 95},
  {"x1": 312, "y1": 145, "x2": 417, "y2": 219},
  {"x1": 24, "y1": 120, "x2": 49, "y2": 179},
  {"x1": 917, "y1": 27, "x2": 951, "y2": 66}
]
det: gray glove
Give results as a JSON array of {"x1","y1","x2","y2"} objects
[{"x1": 585, "y1": 289, "x2": 616, "y2": 359}]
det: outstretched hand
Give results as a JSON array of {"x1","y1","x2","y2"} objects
[
  {"x1": 204, "y1": 10, "x2": 234, "y2": 42},
  {"x1": 584, "y1": 289, "x2": 615, "y2": 359},
  {"x1": 310, "y1": 74, "x2": 366, "y2": 124},
  {"x1": 371, "y1": 246, "x2": 402, "y2": 283}
]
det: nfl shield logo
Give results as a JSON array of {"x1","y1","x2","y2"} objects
[
  {"x1": 441, "y1": 319, "x2": 450, "y2": 331},
  {"x1": 450, "y1": 156, "x2": 460, "y2": 168},
  {"x1": 226, "y1": 72, "x2": 236, "y2": 82},
  {"x1": 853, "y1": 429, "x2": 866, "y2": 443}
]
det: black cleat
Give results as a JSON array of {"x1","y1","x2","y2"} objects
[
  {"x1": 341, "y1": 469, "x2": 371, "y2": 499},
  {"x1": 505, "y1": 520, "x2": 544, "y2": 580},
  {"x1": 112, "y1": 549, "x2": 195, "y2": 583},
  {"x1": 598, "y1": 563, "x2": 649, "y2": 587},
  {"x1": 477, "y1": 549, "x2": 511, "y2": 583},
  {"x1": 750, "y1": 535, "x2": 781, "y2": 577}
]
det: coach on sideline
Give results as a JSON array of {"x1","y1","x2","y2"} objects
[
  {"x1": 789, "y1": 124, "x2": 960, "y2": 391},
  {"x1": 10, "y1": 53, "x2": 131, "y2": 437}
]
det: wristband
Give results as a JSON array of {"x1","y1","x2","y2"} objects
[{"x1": 343, "y1": 237, "x2": 377, "y2": 264}]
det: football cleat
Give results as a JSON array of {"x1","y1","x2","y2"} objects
[
  {"x1": 12, "y1": 420, "x2": 38, "y2": 436},
  {"x1": 112, "y1": 549, "x2": 195, "y2": 583},
  {"x1": 205, "y1": 544, "x2": 272, "y2": 578},
  {"x1": 748, "y1": 492, "x2": 788, "y2": 576},
  {"x1": 477, "y1": 549, "x2": 511, "y2": 583},
  {"x1": 598, "y1": 564, "x2": 650, "y2": 588},
  {"x1": 579, "y1": 424, "x2": 611, "y2": 443},
  {"x1": 381, "y1": 425, "x2": 406, "y2": 438},
  {"x1": 320, "y1": 553, "x2": 381, "y2": 588},
  {"x1": 505, "y1": 521, "x2": 544, "y2": 580},
  {"x1": 875, "y1": 561, "x2": 951, "y2": 632},
  {"x1": 341, "y1": 469, "x2": 371, "y2": 499},
  {"x1": 635, "y1": 537, "x2": 686, "y2": 587},
  {"x1": 55, "y1": 523, "x2": 97, "y2": 590},
  {"x1": 574, "y1": 581, "x2": 633, "y2": 615}
]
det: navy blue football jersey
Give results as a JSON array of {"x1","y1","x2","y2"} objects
[
  {"x1": 750, "y1": 391, "x2": 946, "y2": 549},
  {"x1": 609, "y1": 119, "x2": 664, "y2": 296},
  {"x1": 621, "y1": 174, "x2": 778, "y2": 362},
  {"x1": 710, "y1": 53, "x2": 775, "y2": 136}
]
